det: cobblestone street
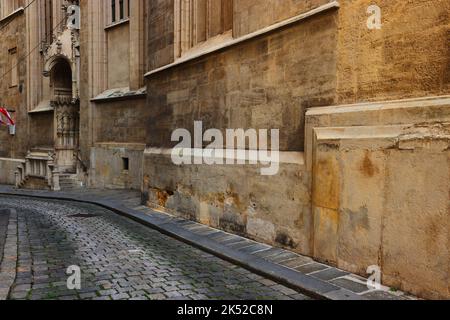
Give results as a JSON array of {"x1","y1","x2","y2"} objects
[{"x1": 0, "y1": 196, "x2": 310, "y2": 300}]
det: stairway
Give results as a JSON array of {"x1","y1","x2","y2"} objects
[
  {"x1": 19, "y1": 176, "x2": 50, "y2": 190},
  {"x1": 59, "y1": 174, "x2": 84, "y2": 190}
]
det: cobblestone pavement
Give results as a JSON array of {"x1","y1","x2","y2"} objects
[
  {"x1": 0, "y1": 209, "x2": 9, "y2": 265},
  {"x1": 0, "y1": 196, "x2": 310, "y2": 300}
]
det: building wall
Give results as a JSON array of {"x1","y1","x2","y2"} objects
[
  {"x1": 303, "y1": 0, "x2": 450, "y2": 299},
  {"x1": 147, "y1": 0, "x2": 175, "y2": 70},
  {"x1": 336, "y1": 0, "x2": 450, "y2": 103},
  {"x1": 90, "y1": 142, "x2": 145, "y2": 190},
  {"x1": 233, "y1": 0, "x2": 333, "y2": 37},
  {"x1": 144, "y1": 3, "x2": 338, "y2": 250},
  {"x1": 90, "y1": 97, "x2": 147, "y2": 190},
  {"x1": 0, "y1": 0, "x2": 448, "y2": 299},
  {"x1": 107, "y1": 23, "x2": 131, "y2": 89},
  {"x1": 0, "y1": 11, "x2": 27, "y2": 159},
  {"x1": 79, "y1": 0, "x2": 148, "y2": 190},
  {"x1": 307, "y1": 97, "x2": 450, "y2": 299},
  {"x1": 28, "y1": 113, "x2": 54, "y2": 148},
  {"x1": 93, "y1": 98, "x2": 148, "y2": 144},
  {"x1": 143, "y1": 0, "x2": 450, "y2": 299},
  {"x1": 147, "y1": 11, "x2": 338, "y2": 151}
]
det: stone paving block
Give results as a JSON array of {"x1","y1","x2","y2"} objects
[
  {"x1": 331, "y1": 278, "x2": 369, "y2": 294},
  {"x1": 295, "y1": 263, "x2": 329, "y2": 274},
  {"x1": 111, "y1": 293, "x2": 130, "y2": 300},
  {"x1": 322, "y1": 288, "x2": 365, "y2": 300},
  {"x1": 280, "y1": 256, "x2": 313, "y2": 269},
  {"x1": 268, "y1": 252, "x2": 300, "y2": 264},
  {"x1": 220, "y1": 237, "x2": 247, "y2": 246},
  {"x1": 362, "y1": 290, "x2": 406, "y2": 300},
  {"x1": 238, "y1": 244, "x2": 271, "y2": 254},
  {"x1": 148, "y1": 293, "x2": 166, "y2": 300},
  {"x1": 311, "y1": 268, "x2": 349, "y2": 281},
  {"x1": 253, "y1": 247, "x2": 285, "y2": 259}
]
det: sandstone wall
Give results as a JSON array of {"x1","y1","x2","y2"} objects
[
  {"x1": 107, "y1": 23, "x2": 131, "y2": 89},
  {"x1": 28, "y1": 113, "x2": 54, "y2": 149},
  {"x1": 93, "y1": 98, "x2": 148, "y2": 144},
  {"x1": 143, "y1": 4, "x2": 338, "y2": 257},
  {"x1": 0, "y1": 158, "x2": 24, "y2": 185},
  {"x1": 233, "y1": 0, "x2": 334, "y2": 37},
  {"x1": 143, "y1": 150, "x2": 312, "y2": 253},
  {"x1": 0, "y1": 12, "x2": 28, "y2": 159},
  {"x1": 90, "y1": 143, "x2": 145, "y2": 190},
  {"x1": 337, "y1": 0, "x2": 450, "y2": 103},
  {"x1": 147, "y1": 0, "x2": 175, "y2": 70},
  {"x1": 147, "y1": 10, "x2": 338, "y2": 151},
  {"x1": 142, "y1": 1, "x2": 450, "y2": 299},
  {"x1": 307, "y1": 96, "x2": 450, "y2": 299}
]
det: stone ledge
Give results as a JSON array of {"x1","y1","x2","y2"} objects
[
  {"x1": 0, "y1": 7, "x2": 24, "y2": 25},
  {"x1": 307, "y1": 95, "x2": 450, "y2": 117},
  {"x1": 91, "y1": 87, "x2": 146, "y2": 103},
  {"x1": 94, "y1": 142, "x2": 146, "y2": 151}
]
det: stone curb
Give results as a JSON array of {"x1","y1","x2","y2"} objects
[
  {"x1": 0, "y1": 187, "x2": 412, "y2": 300},
  {"x1": 0, "y1": 208, "x2": 18, "y2": 300}
]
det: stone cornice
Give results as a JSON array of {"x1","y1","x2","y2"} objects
[{"x1": 0, "y1": 7, "x2": 24, "y2": 25}]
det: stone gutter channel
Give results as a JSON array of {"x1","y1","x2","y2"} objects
[{"x1": 0, "y1": 186, "x2": 415, "y2": 300}]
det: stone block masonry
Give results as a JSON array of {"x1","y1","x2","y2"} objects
[
  {"x1": 0, "y1": 209, "x2": 17, "y2": 300},
  {"x1": 0, "y1": 0, "x2": 449, "y2": 300}
]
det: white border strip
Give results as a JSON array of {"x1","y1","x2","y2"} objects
[{"x1": 145, "y1": 1, "x2": 340, "y2": 77}]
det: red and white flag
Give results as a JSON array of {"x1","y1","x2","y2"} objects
[{"x1": 0, "y1": 107, "x2": 15, "y2": 126}]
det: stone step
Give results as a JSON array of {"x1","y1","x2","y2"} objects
[{"x1": 58, "y1": 174, "x2": 84, "y2": 190}]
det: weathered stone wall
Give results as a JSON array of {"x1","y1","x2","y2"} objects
[
  {"x1": 143, "y1": 150, "x2": 312, "y2": 253},
  {"x1": 147, "y1": 10, "x2": 338, "y2": 151},
  {"x1": 0, "y1": 12, "x2": 28, "y2": 159},
  {"x1": 28, "y1": 113, "x2": 54, "y2": 149},
  {"x1": 0, "y1": 158, "x2": 24, "y2": 185},
  {"x1": 142, "y1": 1, "x2": 450, "y2": 299},
  {"x1": 93, "y1": 98, "x2": 148, "y2": 144},
  {"x1": 90, "y1": 143, "x2": 145, "y2": 190},
  {"x1": 79, "y1": 0, "x2": 149, "y2": 171},
  {"x1": 147, "y1": 0, "x2": 175, "y2": 70},
  {"x1": 307, "y1": 96, "x2": 450, "y2": 299},
  {"x1": 233, "y1": 0, "x2": 334, "y2": 37},
  {"x1": 90, "y1": 98, "x2": 148, "y2": 189},
  {"x1": 107, "y1": 23, "x2": 131, "y2": 89},
  {"x1": 337, "y1": 0, "x2": 450, "y2": 103},
  {"x1": 78, "y1": 0, "x2": 93, "y2": 166}
]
